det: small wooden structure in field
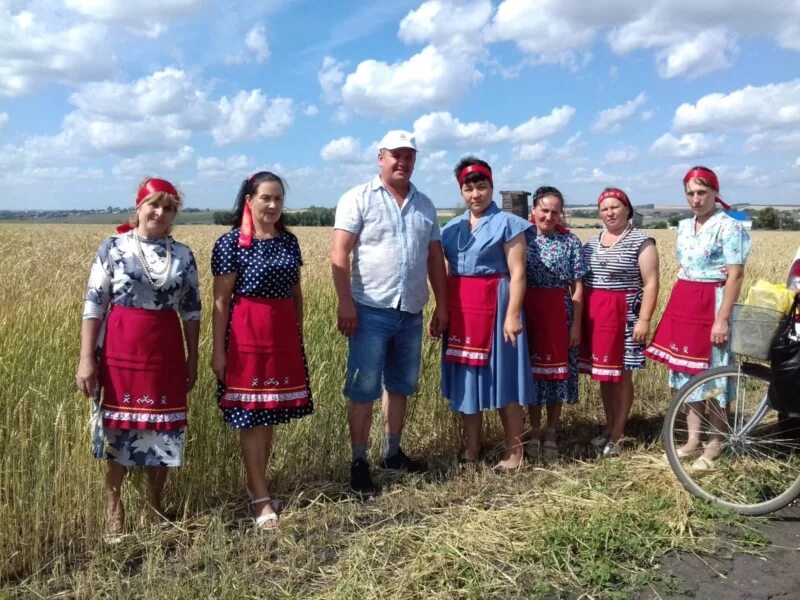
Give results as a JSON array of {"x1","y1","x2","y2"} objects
[{"x1": 500, "y1": 190, "x2": 530, "y2": 219}]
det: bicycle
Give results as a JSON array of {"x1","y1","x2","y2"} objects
[{"x1": 662, "y1": 302, "x2": 800, "y2": 516}]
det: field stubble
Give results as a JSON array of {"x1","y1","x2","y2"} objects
[{"x1": 0, "y1": 224, "x2": 793, "y2": 598}]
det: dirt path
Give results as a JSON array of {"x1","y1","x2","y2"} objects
[{"x1": 642, "y1": 506, "x2": 800, "y2": 599}]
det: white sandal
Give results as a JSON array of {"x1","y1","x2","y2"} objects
[{"x1": 251, "y1": 495, "x2": 279, "y2": 530}]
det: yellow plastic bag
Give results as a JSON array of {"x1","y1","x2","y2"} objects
[{"x1": 744, "y1": 280, "x2": 796, "y2": 314}]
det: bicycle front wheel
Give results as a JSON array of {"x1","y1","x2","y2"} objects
[{"x1": 663, "y1": 363, "x2": 800, "y2": 515}]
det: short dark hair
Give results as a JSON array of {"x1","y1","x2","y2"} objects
[
  {"x1": 453, "y1": 156, "x2": 492, "y2": 186},
  {"x1": 532, "y1": 186, "x2": 564, "y2": 211}
]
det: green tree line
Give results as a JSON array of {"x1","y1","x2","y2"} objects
[{"x1": 213, "y1": 206, "x2": 336, "y2": 226}]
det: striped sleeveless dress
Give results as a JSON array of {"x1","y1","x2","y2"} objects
[{"x1": 582, "y1": 228, "x2": 653, "y2": 371}]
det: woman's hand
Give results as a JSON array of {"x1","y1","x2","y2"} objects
[
  {"x1": 632, "y1": 318, "x2": 650, "y2": 344},
  {"x1": 503, "y1": 313, "x2": 523, "y2": 347},
  {"x1": 210, "y1": 349, "x2": 227, "y2": 382},
  {"x1": 76, "y1": 356, "x2": 99, "y2": 397},
  {"x1": 568, "y1": 320, "x2": 581, "y2": 348},
  {"x1": 186, "y1": 360, "x2": 198, "y2": 392},
  {"x1": 710, "y1": 316, "x2": 730, "y2": 346}
]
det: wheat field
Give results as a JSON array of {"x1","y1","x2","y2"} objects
[{"x1": 0, "y1": 224, "x2": 795, "y2": 597}]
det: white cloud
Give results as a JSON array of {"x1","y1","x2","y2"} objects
[
  {"x1": 569, "y1": 166, "x2": 614, "y2": 184},
  {"x1": 490, "y1": 0, "x2": 603, "y2": 57},
  {"x1": 0, "y1": 112, "x2": 7, "y2": 129},
  {"x1": 23, "y1": 68, "x2": 297, "y2": 158},
  {"x1": 398, "y1": 0, "x2": 493, "y2": 50},
  {"x1": 225, "y1": 23, "x2": 271, "y2": 64},
  {"x1": 512, "y1": 106, "x2": 576, "y2": 142},
  {"x1": 744, "y1": 130, "x2": 800, "y2": 154},
  {"x1": 64, "y1": 0, "x2": 205, "y2": 24},
  {"x1": 318, "y1": 56, "x2": 347, "y2": 104},
  {"x1": 341, "y1": 45, "x2": 480, "y2": 115},
  {"x1": 488, "y1": 1, "x2": 800, "y2": 79},
  {"x1": 320, "y1": 137, "x2": 369, "y2": 163},
  {"x1": 413, "y1": 112, "x2": 510, "y2": 148},
  {"x1": 604, "y1": 145, "x2": 639, "y2": 163},
  {"x1": 196, "y1": 154, "x2": 250, "y2": 180},
  {"x1": 650, "y1": 133, "x2": 724, "y2": 158},
  {"x1": 673, "y1": 79, "x2": 800, "y2": 133},
  {"x1": 212, "y1": 92, "x2": 294, "y2": 145},
  {"x1": 554, "y1": 133, "x2": 587, "y2": 162},
  {"x1": 0, "y1": 10, "x2": 114, "y2": 96},
  {"x1": 654, "y1": 28, "x2": 737, "y2": 79},
  {"x1": 523, "y1": 166, "x2": 552, "y2": 181},
  {"x1": 111, "y1": 146, "x2": 195, "y2": 178},
  {"x1": 412, "y1": 106, "x2": 573, "y2": 150},
  {"x1": 303, "y1": 104, "x2": 319, "y2": 117},
  {"x1": 512, "y1": 143, "x2": 548, "y2": 161},
  {"x1": 245, "y1": 24, "x2": 270, "y2": 63},
  {"x1": 592, "y1": 93, "x2": 647, "y2": 132},
  {"x1": 419, "y1": 149, "x2": 449, "y2": 172},
  {"x1": 69, "y1": 68, "x2": 202, "y2": 121}
]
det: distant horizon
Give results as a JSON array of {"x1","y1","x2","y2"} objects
[{"x1": 3, "y1": 200, "x2": 800, "y2": 214}]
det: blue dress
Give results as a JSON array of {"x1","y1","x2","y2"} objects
[
  {"x1": 526, "y1": 230, "x2": 586, "y2": 405},
  {"x1": 441, "y1": 203, "x2": 536, "y2": 414}
]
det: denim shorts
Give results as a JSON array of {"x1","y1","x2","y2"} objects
[{"x1": 343, "y1": 303, "x2": 423, "y2": 403}]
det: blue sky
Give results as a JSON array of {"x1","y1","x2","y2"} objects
[{"x1": 2, "y1": 0, "x2": 800, "y2": 210}]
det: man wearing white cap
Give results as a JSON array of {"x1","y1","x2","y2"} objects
[{"x1": 331, "y1": 129, "x2": 448, "y2": 496}]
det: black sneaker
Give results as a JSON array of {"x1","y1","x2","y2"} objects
[
  {"x1": 380, "y1": 448, "x2": 427, "y2": 473},
  {"x1": 349, "y1": 458, "x2": 377, "y2": 497}
]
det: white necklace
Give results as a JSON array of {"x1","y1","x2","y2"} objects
[
  {"x1": 132, "y1": 232, "x2": 172, "y2": 289},
  {"x1": 457, "y1": 213, "x2": 494, "y2": 252},
  {"x1": 597, "y1": 224, "x2": 631, "y2": 254}
]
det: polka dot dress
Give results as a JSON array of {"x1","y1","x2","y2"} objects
[{"x1": 211, "y1": 228, "x2": 314, "y2": 429}]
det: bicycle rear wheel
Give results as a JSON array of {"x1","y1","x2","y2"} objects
[{"x1": 663, "y1": 363, "x2": 800, "y2": 515}]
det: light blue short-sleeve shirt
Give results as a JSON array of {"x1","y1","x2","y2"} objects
[
  {"x1": 676, "y1": 210, "x2": 751, "y2": 282},
  {"x1": 334, "y1": 175, "x2": 441, "y2": 314}
]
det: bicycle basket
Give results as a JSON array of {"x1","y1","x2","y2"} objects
[{"x1": 730, "y1": 303, "x2": 785, "y2": 360}]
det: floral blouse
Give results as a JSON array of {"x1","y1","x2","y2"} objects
[
  {"x1": 83, "y1": 232, "x2": 201, "y2": 321},
  {"x1": 526, "y1": 230, "x2": 586, "y2": 288},
  {"x1": 676, "y1": 210, "x2": 751, "y2": 282}
]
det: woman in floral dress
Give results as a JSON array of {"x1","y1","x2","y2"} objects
[
  {"x1": 524, "y1": 186, "x2": 586, "y2": 460},
  {"x1": 645, "y1": 167, "x2": 750, "y2": 470},
  {"x1": 76, "y1": 177, "x2": 201, "y2": 541},
  {"x1": 211, "y1": 171, "x2": 312, "y2": 530}
]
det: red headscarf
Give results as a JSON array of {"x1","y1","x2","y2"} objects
[
  {"x1": 117, "y1": 178, "x2": 179, "y2": 234},
  {"x1": 457, "y1": 164, "x2": 493, "y2": 186},
  {"x1": 597, "y1": 188, "x2": 632, "y2": 215},
  {"x1": 682, "y1": 167, "x2": 731, "y2": 210}
]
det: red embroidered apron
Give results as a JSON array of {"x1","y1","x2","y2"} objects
[
  {"x1": 579, "y1": 287, "x2": 629, "y2": 382},
  {"x1": 644, "y1": 279, "x2": 721, "y2": 374},
  {"x1": 220, "y1": 295, "x2": 311, "y2": 410},
  {"x1": 100, "y1": 305, "x2": 187, "y2": 430},
  {"x1": 444, "y1": 275, "x2": 501, "y2": 367},
  {"x1": 524, "y1": 287, "x2": 569, "y2": 380}
]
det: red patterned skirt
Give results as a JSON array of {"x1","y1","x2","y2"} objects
[
  {"x1": 525, "y1": 287, "x2": 569, "y2": 380},
  {"x1": 644, "y1": 279, "x2": 722, "y2": 374},
  {"x1": 444, "y1": 275, "x2": 501, "y2": 367},
  {"x1": 99, "y1": 305, "x2": 187, "y2": 431},
  {"x1": 220, "y1": 295, "x2": 311, "y2": 410},
  {"x1": 579, "y1": 288, "x2": 631, "y2": 382}
]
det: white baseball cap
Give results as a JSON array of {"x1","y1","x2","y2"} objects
[{"x1": 378, "y1": 130, "x2": 417, "y2": 151}]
